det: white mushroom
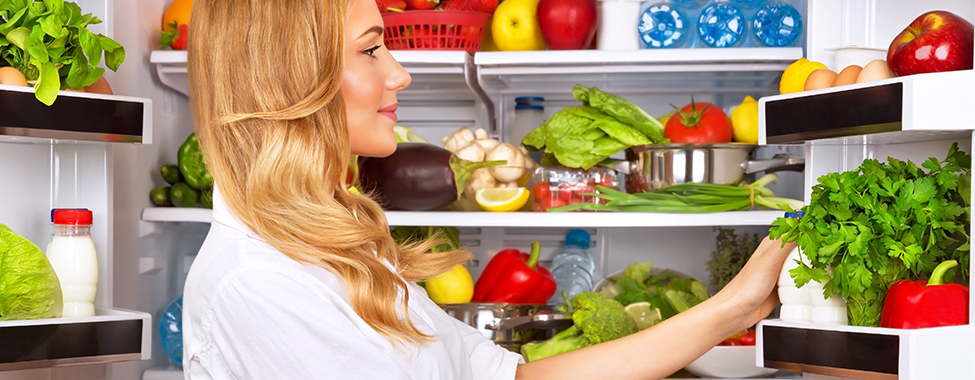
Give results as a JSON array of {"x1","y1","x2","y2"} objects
[{"x1": 486, "y1": 143, "x2": 527, "y2": 183}]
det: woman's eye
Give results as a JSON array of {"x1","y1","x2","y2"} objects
[{"x1": 365, "y1": 45, "x2": 381, "y2": 56}]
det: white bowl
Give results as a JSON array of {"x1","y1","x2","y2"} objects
[
  {"x1": 593, "y1": 267, "x2": 701, "y2": 293},
  {"x1": 827, "y1": 46, "x2": 888, "y2": 71},
  {"x1": 685, "y1": 346, "x2": 779, "y2": 378}
]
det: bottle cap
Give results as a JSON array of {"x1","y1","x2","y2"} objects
[
  {"x1": 514, "y1": 105, "x2": 544, "y2": 111},
  {"x1": 515, "y1": 96, "x2": 545, "y2": 103},
  {"x1": 565, "y1": 229, "x2": 591, "y2": 248},
  {"x1": 784, "y1": 211, "x2": 805, "y2": 219},
  {"x1": 52, "y1": 209, "x2": 93, "y2": 225}
]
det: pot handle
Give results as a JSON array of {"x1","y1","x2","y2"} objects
[
  {"x1": 596, "y1": 159, "x2": 632, "y2": 175},
  {"x1": 740, "y1": 155, "x2": 805, "y2": 175},
  {"x1": 485, "y1": 312, "x2": 571, "y2": 331}
]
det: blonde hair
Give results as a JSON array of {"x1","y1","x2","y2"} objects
[{"x1": 187, "y1": 0, "x2": 471, "y2": 347}]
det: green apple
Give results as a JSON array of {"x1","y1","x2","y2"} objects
[{"x1": 491, "y1": 0, "x2": 546, "y2": 51}]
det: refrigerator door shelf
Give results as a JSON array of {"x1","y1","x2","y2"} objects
[
  {"x1": 0, "y1": 308, "x2": 152, "y2": 372},
  {"x1": 760, "y1": 69, "x2": 975, "y2": 145}
]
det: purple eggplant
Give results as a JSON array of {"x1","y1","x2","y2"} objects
[{"x1": 358, "y1": 143, "x2": 503, "y2": 211}]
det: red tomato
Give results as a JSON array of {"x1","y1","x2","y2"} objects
[
  {"x1": 532, "y1": 182, "x2": 552, "y2": 202},
  {"x1": 738, "y1": 330, "x2": 756, "y2": 346},
  {"x1": 664, "y1": 99, "x2": 733, "y2": 144}
]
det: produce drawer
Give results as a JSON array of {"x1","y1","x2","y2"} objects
[
  {"x1": 757, "y1": 319, "x2": 975, "y2": 380},
  {"x1": 759, "y1": 69, "x2": 975, "y2": 145},
  {"x1": 0, "y1": 308, "x2": 151, "y2": 371}
]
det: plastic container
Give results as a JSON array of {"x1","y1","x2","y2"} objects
[
  {"x1": 829, "y1": 46, "x2": 888, "y2": 71},
  {"x1": 381, "y1": 11, "x2": 489, "y2": 54},
  {"x1": 598, "y1": 0, "x2": 644, "y2": 50},
  {"x1": 511, "y1": 97, "x2": 545, "y2": 147},
  {"x1": 529, "y1": 166, "x2": 621, "y2": 212},
  {"x1": 638, "y1": 2, "x2": 691, "y2": 49},
  {"x1": 548, "y1": 230, "x2": 596, "y2": 303},
  {"x1": 751, "y1": 0, "x2": 803, "y2": 47},
  {"x1": 777, "y1": 211, "x2": 848, "y2": 325},
  {"x1": 696, "y1": 1, "x2": 747, "y2": 48},
  {"x1": 46, "y1": 208, "x2": 98, "y2": 318},
  {"x1": 159, "y1": 296, "x2": 184, "y2": 367}
]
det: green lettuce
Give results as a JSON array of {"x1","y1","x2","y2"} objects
[{"x1": 0, "y1": 224, "x2": 62, "y2": 321}]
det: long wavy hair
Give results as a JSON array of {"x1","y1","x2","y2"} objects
[{"x1": 187, "y1": 0, "x2": 471, "y2": 347}]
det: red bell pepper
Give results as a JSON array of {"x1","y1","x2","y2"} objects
[
  {"x1": 471, "y1": 241, "x2": 557, "y2": 304},
  {"x1": 881, "y1": 260, "x2": 970, "y2": 329}
]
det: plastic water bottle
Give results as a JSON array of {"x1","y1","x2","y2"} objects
[
  {"x1": 733, "y1": 0, "x2": 764, "y2": 9},
  {"x1": 751, "y1": 1, "x2": 803, "y2": 47},
  {"x1": 697, "y1": 1, "x2": 746, "y2": 48},
  {"x1": 672, "y1": 0, "x2": 707, "y2": 9},
  {"x1": 639, "y1": 3, "x2": 691, "y2": 49},
  {"x1": 159, "y1": 296, "x2": 184, "y2": 367},
  {"x1": 548, "y1": 230, "x2": 596, "y2": 304}
]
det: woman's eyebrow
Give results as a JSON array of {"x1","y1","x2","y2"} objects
[{"x1": 358, "y1": 26, "x2": 384, "y2": 40}]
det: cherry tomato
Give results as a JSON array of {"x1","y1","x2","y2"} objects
[
  {"x1": 738, "y1": 330, "x2": 756, "y2": 346},
  {"x1": 597, "y1": 175, "x2": 615, "y2": 189},
  {"x1": 557, "y1": 183, "x2": 575, "y2": 204},
  {"x1": 664, "y1": 98, "x2": 733, "y2": 144},
  {"x1": 532, "y1": 182, "x2": 552, "y2": 202}
]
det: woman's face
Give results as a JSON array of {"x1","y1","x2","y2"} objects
[{"x1": 343, "y1": 0, "x2": 411, "y2": 157}]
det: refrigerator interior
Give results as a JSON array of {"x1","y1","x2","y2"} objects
[{"x1": 0, "y1": 0, "x2": 972, "y2": 379}]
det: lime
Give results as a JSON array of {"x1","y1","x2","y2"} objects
[
  {"x1": 475, "y1": 187, "x2": 530, "y2": 212},
  {"x1": 160, "y1": 164, "x2": 182, "y2": 185},
  {"x1": 170, "y1": 182, "x2": 200, "y2": 208},
  {"x1": 150, "y1": 186, "x2": 173, "y2": 207},
  {"x1": 624, "y1": 302, "x2": 663, "y2": 331}
]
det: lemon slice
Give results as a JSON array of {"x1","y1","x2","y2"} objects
[
  {"x1": 475, "y1": 187, "x2": 529, "y2": 212},
  {"x1": 625, "y1": 302, "x2": 663, "y2": 331}
]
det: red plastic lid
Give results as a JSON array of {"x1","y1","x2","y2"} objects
[{"x1": 52, "y1": 209, "x2": 93, "y2": 225}]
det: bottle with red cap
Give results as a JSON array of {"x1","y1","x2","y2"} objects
[{"x1": 46, "y1": 208, "x2": 98, "y2": 317}]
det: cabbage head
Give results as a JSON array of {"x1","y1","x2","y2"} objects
[{"x1": 0, "y1": 224, "x2": 62, "y2": 320}]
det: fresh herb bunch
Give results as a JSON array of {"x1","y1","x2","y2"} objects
[
  {"x1": 707, "y1": 227, "x2": 761, "y2": 292},
  {"x1": 769, "y1": 143, "x2": 971, "y2": 327},
  {"x1": 0, "y1": 0, "x2": 126, "y2": 105},
  {"x1": 390, "y1": 226, "x2": 462, "y2": 253}
]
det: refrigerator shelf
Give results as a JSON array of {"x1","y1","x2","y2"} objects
[
  {"x1": 757, "y1": 319, "x2": 975, "y2": 380},
  {"x1": 760, "y1": 69, "x2": 975, "y2": 145},
  {"x1": 0, "y1": 84, "x2": 152, "y2": 144},
  {"x1": 0, "y1": 308, "x2": 151, "y2": 372},
  {"x1": 141, "y1": 207, "x2": 785, "y2": 228}
]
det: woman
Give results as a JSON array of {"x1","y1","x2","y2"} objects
[{"x1": 182, "y1": 0, "x2": 797, "y2": 378}]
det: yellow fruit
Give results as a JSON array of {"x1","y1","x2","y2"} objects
[
  {"x1": 491, "y1": 0, "x2": 546, "y2": 51},
  {"x1": 162, "y1": 0, "x2": 193, "y2": 32},
  {"x1": 425, "y1": 265, "x2": 474, "y2": 304},
  {"x1": 475, "y1": 187, "x2": 530, "y2": 212},
  {"x1": 480, "y1": 17, "x2": 500, "y2": 52},
  {"x1": 657, "y1": 111, "x2": 675, "y2": 126},
  {"x1": 624, "y1": 302, "x2": 663, "y2": 331},
  {"x1": 780, "y1": 58, "x2": 828, "y2": 94},
  {"x1": 730, "y1": 96, "x2": 759, "y2": 144}
]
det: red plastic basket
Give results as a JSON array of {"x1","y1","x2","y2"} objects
[{"x1": 382, "y1": 11, "x2": 490, "y2": 54}]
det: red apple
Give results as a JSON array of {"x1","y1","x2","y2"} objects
[
  {"x1": 887, "y1": 10, "x2": 974, "y2": 77},
  {"x1": 536, "y1": 0, "x2": 598, "y2": 50}
]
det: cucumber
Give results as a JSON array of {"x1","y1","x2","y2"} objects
[
  {"x1": 150, "y1": 186, "x2": 173, "y2": 206},
  {"x1": 160, "y1": 164, "x2": 181, "y2": 185}
]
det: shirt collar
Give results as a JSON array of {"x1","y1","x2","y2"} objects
[{"x1": 211, "y1": 186, "x2": 265, "y2": 241}]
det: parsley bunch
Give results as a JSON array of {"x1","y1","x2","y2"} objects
[{"x1": 770, "y1": 143, "x2": 971, "y2": 327}]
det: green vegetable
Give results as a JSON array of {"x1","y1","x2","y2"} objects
[
  {"x1": 0, "y1": 223, "x2": 62, "y2": 320},
  {"x1": 160, "y1": 164, "x2": 181, "y2": 185},
  {"x1": 177, "y1": 133, "x2": 213, "y2": 191},
  {"x1": 520, "y1": 291, "x2": 637, "y2": 362},
  {"x1": 169, "y1": 182, "x2": 199, "y2": 207},
  {"x1": 0, "y1": 0, "x2": 126, "y2": 105},
  {"x1": 707, "y1": 227, "x2": 761, "y2": 292},
  {"x1": 521, "y1": 85, "x2": 667, "y2": 170},
  {"x1": 200, "y1": 188, "x2": 213, "y2": 209},
  {"x1": 150, "y1": 186, "x2": 172, "y2": 206},
  {"x1": 601, "y1": 260, "x2": 710, "y2": 321},
  {"x1": 769, "y1": 143, "x2": 971, "y2": 327},
  {"x1": 390, "y1": 226, "x2": 462, "y2": 253},
  {"x1": 549, "y1": 173, "x2": 804, "y2": 212}
]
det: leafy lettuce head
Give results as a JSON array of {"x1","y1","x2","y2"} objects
[{"x1": 0, "y1": 224, "x2": 63, "y2": 320}]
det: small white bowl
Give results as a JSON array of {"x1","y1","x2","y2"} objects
[
  {"x1": 685, "y1": 346, "x2": 779, "y2": 378},
  {"x1": 827, "y1": 46, "x2": 888, "y2": 71}
]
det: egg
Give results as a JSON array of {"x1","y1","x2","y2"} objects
[
  {"x1": 856, "y1": 60, "x2": 893, "y2": 84},
  {"x1": 84, "y1": 76, "x2": 114, "y2": 95},
  {"x1": 832, "y1": 65, "x2": 862, "y2": 87},
  {"x1": 804, "y1": 69, "x2": 838, "y2": 91},
  {"x1": 0, "y1": 66, "x2": 28, "y2": 86}
]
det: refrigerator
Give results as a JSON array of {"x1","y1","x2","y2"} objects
[{"x1": 0, "y1": 0, "x2": 972, "y2": 379}]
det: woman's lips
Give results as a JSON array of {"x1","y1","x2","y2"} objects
[{"x1": 379, "y1": 104, "x2": 397, "y2": 123}]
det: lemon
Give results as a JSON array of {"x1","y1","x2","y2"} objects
[
  {"x1": 425, "y1": 265, "x2": 474, "y2": 304},
  {"x1": 657, "y1": 111, "x2": 675, "y2": 126},
  {"x1": 780, "y1": 58, "x2": 829, "y2": 94},
  {"x1": 730, "y1": 96, "x2": 759, "y2": 144},
  {"x1": 624, "y1": 302, "x2": 663, "y2": 331},
  {"x1": 475, "y1": 187, "x2": 530, "y2": 212}
]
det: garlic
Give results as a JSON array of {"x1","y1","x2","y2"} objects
[
  {"x1": 443, "y1": 127, "x2": 476, "y2": 153},
  {"x1": 454, "y1": 142, "x2": 485, "y2": 162},
  {"x1": 497, "y1": 182, "x2": 518, "y2": 189},
  {"x1": 465, "y1": 168, "x2": 497, "y2": 198},
  {"x1": 472, "y1": 138, "x2": 500, "y2": 153},
  {"x1": 474, "y1": 128, "x2": 489, "y2": 140},
  {"x1": 486, "y1": 143, "x2": 527, "y2": 183}
]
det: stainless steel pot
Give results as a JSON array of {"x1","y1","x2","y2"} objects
[
  {"x1": 440, "y1": 303, "x2": 571, "y2": 352},
  {"x1": 601, "y1": 144, "x2": 803, "y2": 193}
]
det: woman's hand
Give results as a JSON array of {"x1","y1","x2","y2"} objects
[{"x1": 712, "y1": 236, "x2": 797, "y2": 331}]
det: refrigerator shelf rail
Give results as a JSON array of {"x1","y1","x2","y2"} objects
[
  {"x1": 0, "y1": 308, "x2": 152, "y2": 372},
  {"x1": 141, "y1": 207, "x2": 786, "y2": 228},
  {"x1": 0, "y1": 85, "x2": 152, "y2": 144},
  {"x1": 760, "y1": 69, "x2": 975, "y2": 145}
]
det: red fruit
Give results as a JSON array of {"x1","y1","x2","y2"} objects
[
  {"x1": 887, "y1": 10, "x2": 974, "y2": 77},
  {"x1": 405, "y1": 0, "x2": 438, "y2": 10},
  {"x1": 536, "y1": 0, "x2": 598, "y2": 50},
  {"x1": 663, "y1": 98, "x2": 733, "y2": 144},
  {"x1": 376, "y1": 0, "x2": 406, "y2": 13},
  {"x1": 441, "y1": 0, "x2": 496, "y2": 13},
  {"x1": 478, "y1": 0, "x2": 499, "y2": 14},
  {"x1": 159, "y1": 22, "x2": 188, "y2": 50}
]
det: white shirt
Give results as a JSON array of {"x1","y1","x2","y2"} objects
[{"x1": 182, "y1": 188, "x2": 524, "y2": 379}]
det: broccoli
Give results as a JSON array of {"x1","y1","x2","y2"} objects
[{"x1": 520, "y1": 291, "x2": 638, "y2": 362}]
